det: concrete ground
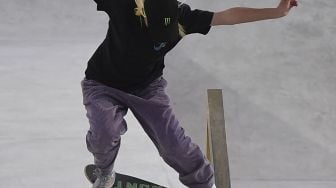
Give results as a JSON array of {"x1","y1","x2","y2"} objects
[{"x1": 0, "y1": 0, "x2": 335, "y2": 187}]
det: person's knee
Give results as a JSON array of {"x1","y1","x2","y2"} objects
[
  {"x1": 86, "y1": 132, "x2": 121, "y2": 154},
  {"x1": 161, "y1": 135, "x2": 197, "y2": 157},
  {"x1": 86, "y1": 99, "x2": 119, "y2": 118},
  {"x1": 86, "y1": 101, "x2": 127, "y2": 136}
]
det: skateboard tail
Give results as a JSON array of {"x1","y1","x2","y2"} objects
[{"x1": 84, "y1": 164, "x2": 167, "y2": 188}]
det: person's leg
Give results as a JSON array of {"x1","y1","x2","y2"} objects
[
  {"x1": 128, "y1": 77, "x2": 215, "y2": 188},
  {"x1": 81, "y1": 79, "x2": 128, "y2": 173}
]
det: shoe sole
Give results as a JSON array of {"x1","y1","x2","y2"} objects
[{"x1": 84, "y1": 164, "x2": 97, "y2": 184}]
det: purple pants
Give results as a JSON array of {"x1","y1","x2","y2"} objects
[{"x1": 81, "y1": 77, "x2": 214, "y2": 188}]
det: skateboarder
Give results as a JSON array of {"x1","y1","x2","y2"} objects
[{"x1": 81, "y1": 0, "x2": 297, "y2": 187}]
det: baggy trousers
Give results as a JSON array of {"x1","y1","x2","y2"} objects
[{"x1": 81, "y1": 77, "x2": 214, "y2": 188}]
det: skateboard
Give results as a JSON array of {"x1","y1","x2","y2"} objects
[{"x1": 84, "y1": 164, "x2": 167, "y2": 188}]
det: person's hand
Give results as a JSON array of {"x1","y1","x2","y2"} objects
[{"x1": 277, "y1": 0, "x2": 298, "y2": 17}]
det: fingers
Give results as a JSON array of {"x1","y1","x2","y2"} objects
[{"x1": 290, "y1": 0, "x2": 298, "y2": 7}]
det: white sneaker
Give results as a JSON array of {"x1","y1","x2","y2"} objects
[
  {"x1": 92, "y1": 168, "x2": 116, "y2": 188},
  {"x1": 211, "y1": 184, "x2": 217, "y2": 188}
]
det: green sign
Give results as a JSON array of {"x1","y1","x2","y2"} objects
[{"x1": 113, "y1": 180, "x2": 163, "y2": 188}]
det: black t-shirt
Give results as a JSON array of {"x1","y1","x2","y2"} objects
[{"x1": 85, "y1": 0, "x2": 214, "y2": 92}]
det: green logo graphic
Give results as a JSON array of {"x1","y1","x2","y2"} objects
[{"x1": 164, "y1": 17, "x2": 171, "y2": 26}]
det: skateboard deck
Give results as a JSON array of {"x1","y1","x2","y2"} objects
[{"x1": 84, "y1": 164, "x2": 167, "y2": 188}]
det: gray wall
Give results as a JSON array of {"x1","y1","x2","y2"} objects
[{"x1": 1, "y1": 0, "x2": 335, "y2": 183}]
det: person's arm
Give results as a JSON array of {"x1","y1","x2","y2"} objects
[{"x1": 211, "y1": 0, "x2": 298, "y2": 26}]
